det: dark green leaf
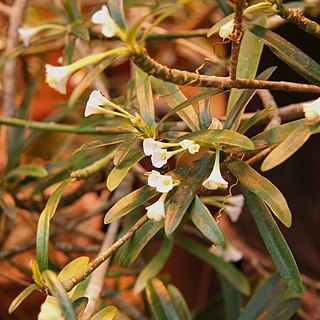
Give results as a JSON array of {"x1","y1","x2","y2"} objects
[
  {"x1": 120, "y1": 219, "x2": 164, "y2": 269},
  {"x1": 189, "y1": 196, "x2": 225, "y2": 246},
  {"x1": 165, "y1": 154, "x2": 214, "y2": 236},
  {"x1": 113, "y1": 136, "x2": 137, "y2": 166},
  {"x1": 136, "y1": 68, "x2": 156, "y2": 129},
  {"x1": 134, "y1": 238, "x2": 173, "y2": 294},
  {"x1": 108, "y1": 0, "x2": 126, "y2": 30},
  {"x1": 262, "y1": 297, "x2": 301, "y2": 320},
  {"x1": 42, "y1": 270, "x2": 77, "y2": 320},
  {"x1": 146, "y1": 278, "x2": 180, "y2": 320},
  {"x1": 239, "y1": 273, "x2": 287, "y2": 320},
  {"x1": 8, "y1": 284, "x2": 38, "y2": 314},
  {"x1": 261, "y1": 124, "x2": 312, "y2": 171},
  {"x1": 71, "y1": 22, "x2": 90, "y2": 40},
  {"x1": 124, "y1": 0, "x2": 159, "y2": 7},
  {"x1": 176, "y1": 237, "x2": 250, "y2": 295},
  {"x1": 90, "y1": 306, "x2": 118, "y2": 320},
  {"x1": 176, "y1": 129, "x2": 254, "y2": 150},
  {"x1": 73, "y1": 297, "x2": 89, "y2": 318},
  {"x1": 107, "y1": 150, "x2": 145, "y2": 191},
  {"x1": 245, "y1": 23, "x2": 320, "y2": 85},
  {"x1": 199, "y1": 97, "x2": 212, "y2": 129},
  {"x1": 240, "y1": 186, "x2": 302, "y2": 293},
  {"x1": 167, "y1": 285, "x2": 192, "y2": 320},
  {"x1": 4, "y1": 164, "x2": 48, "y2": 179},
  {"x1": 65, "y1": 0, "x2": 80, "y2": 21},
  {"x1": 36, "y1": 180, "x2": 70, "y2": 271},
  {"x1": 226, "y1": 158, "x2": 292, "y2": 227}
]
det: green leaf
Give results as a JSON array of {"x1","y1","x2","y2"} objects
[
  {"x1": 239, "y1": 273, "x2": 287, "y2": 320},
  {"x1": 90, "y1": 306, "x2": 118, "y2": 320},
  {"x1": 226, "y1": 16, "x2": 266, "y2": 115},
  {"x1": 113, "y1": 136, "x2": 137, "y2": 166},
  {"x1": 73, "y1": 297, "x2": 89, "y2": 318},
  {"x1": 134, "y1": 238, "x2": 173, "y2": 294},
  {"x1": 31, "y1": 259, "x2": 43, "y2": 287},
  {"x1": 262, "y1": 297, "x2": 301, "y2": 320},
  {"x1": 124, "y1": 0, "x2": 159, "y2": 7},
  {"x1": 238, "y1": 108, "x2": 275, "y2": 134},
  {"x1": 226, "y1": 157, "x2": 292, "y2": 227},
  {"x1": 8, "y1": 284, "x2": 38, "y2": 314},
  {"x1": 120, "y1": 219, "x2": 164, "y2": 269},
  {"x1": 36, "y1": 180, "x2": 70, "y2": 271},
  {"x1": 165, "y1": 154, "x2": 214, "y2": 236},
  {"x1": 220, "y1": 275, "x2": 242, "y2": 320},
  {"x1": 0, "y1": 188, "x2": 16, "y2": 219},
  {"x1": 71, "y1": 22, "x2": 90, "y2": 40},
  {"x1": 136, "y1": 68, "x2": 156, "y2": 129},
  {"x1": 245, "y1": 23, "x2": 320, "y2": 85},
  {"x1": 240, "y1": 186, "x2": 302, "y2": 293},
  {"x1": 65, "y1": 0, "x2": 80, "y2": 21},
  {"x1": 189, "y1": 196, "x2": 225, "y2": 246},
  {"x1": 176, "y1": 237, "x2": 250, "y2": 295},
  {"x1": 151, "y1": 77, "x2": 200, "y2": 131},
  {"x1": 58, "y1": 256, "x2": 89, "y2": 282},
  {"x1": 167, "y1": 285, "x2": 192, "y2": 320},
  {"x1": 199, "y1": 97, "x2": 212, "y2": 129},
  {"x1": 261, "y1": 124, "x2": 312, "y2": 171},
  {"x1": 42, "y1": 270, "x2": 77, "y2": 320},
  {"x1": 176, "y1": 129, "x2": 254, "y2": 150},
  {"x1": 105, "y1": 185, "x2": 157, "y2": 224},
  {"x1": 4, "y1": 164, "x2": 48, "y2": 180},
  {"x1": 108, "y1": 0, "x2": 126, "y2": 30},
  {"x1": 146, "y1": 278, "x2": 180, "y2": 320},
  {"x1": 107, "y1": 150, "x2": 145, "y2": 191}
]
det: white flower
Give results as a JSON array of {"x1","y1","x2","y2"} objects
[
  {"x1": 219, "y1": 20, "x2": 234, "y2": 40},
  {"x1": 148, "y1": 170, "x2": 173, "y2": 193},
  {"x1": 92, "y1": 5, "x2": 117, "y2": 38},
  {"x1": 303, "y1": 97, "x2": 320, "y2": 121},
  {"x1": 213, "y1": 243, "x2": 243, "y2": 262},
  {"x1": 224, "y1": 194, "x2": 245, "y2": 223},
  {"x1": 84, "y1": 90, "x2": 112, "y2": 117},
  {"x1": 18, "y1": 28, "x2": 37, "y2": 47},
  {"x1": 143, "y1": 138, "x2": 165, "y2": 156},
  {"x1": 151, "y1": 149, "x2": 172, "y2": 168},
  {"x1": 146, "y1": 194, "x2": 166, "y2": 221},
  {"x1": 179, "y1": 139, "x2": 200, "y2": 154},
  {"x1": 45, "y1": 65, "x2": 72, "y2": 94}
]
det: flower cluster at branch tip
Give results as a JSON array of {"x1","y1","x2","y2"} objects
[
  {"x1": 143, "y1": 138, "x2": 200, "y2": 168},
  {"x1": 212, "y1": 242, "x2": 243, "y2": 262},
  {"x1": 45, "y1": 65, "x2": 72, "y2": 94},
  {"x1": 92, "y1": 5, "x2": 117, "y2": 38},
  {"x1": 148, "y1": 170, "x2": 173, "y2": 193},
  {"x1": 224, "y1": 194, "x2": 245, "y2": 222},
  {"x1": 219, "y1": 20, "x2": 234, "y2": 40},
  {"x1": 202, "y1": 149, "x2": 228, "y2": 190},
  {"x1": 84, "y1": 90, "x2": 112, "y2": 117},
  {"x1": 302, "y1": 97, "x2": 320, "y2": 121}
]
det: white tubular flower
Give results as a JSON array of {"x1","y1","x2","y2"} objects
[
  {"x1": 92, "y1": 5, "x2": 117, "y2": 38},
  {"x1": 18, "y1": 28, "x2": 37, "y2": 47},
  {"x1": 146, "y1": 193, "x2": 167, "y2": 221},
  {"x1": 303, "y1": 97, "x2": 320, "y2": 121},
  {"x1": 213, "y1": 243, "x2": 243, "y2": 262},
  {"x1": 84, "y1": 90, "x2": 112, "y2": 117},
  {"x1": 219, "y1": 20, "x2": 234, "y2": 40},
  {"x1": 151, "y1": 148, "x2": 172, "y2": 168},
  {"x1": 45, "y1": 65, "x2": 72, "y2": 94},
  {"x1": 224, "y1": 205, "x2": 242, "y2": 222},
  {"x1": 202, "y1": 149, "x2": 228, "y2": 190},
  {"x1": 143, "y1": 138, "x2": 165, "y2": 156},
  {"x1": 148, "y1": 170, "x2": 173, "y2": 193},
  {"x1": 179, "y1": 139, "x2": 200, "y2": 154}
]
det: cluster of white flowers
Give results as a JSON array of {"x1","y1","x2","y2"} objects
[
  {"x1": 212, "y1": 242, "x2": 243, "y2": 262},
  {"x1": 302, "y1": 97, "x2": 320, "y2": 122},
  {"x1": 143, "y1": 138, "x2": 200, "y2": 168}
]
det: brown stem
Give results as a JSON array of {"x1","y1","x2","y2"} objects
[{"x1": 131, "y1": 50, "x2": 320, "y2": 94}]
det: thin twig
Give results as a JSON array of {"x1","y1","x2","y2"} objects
[{"x1": 258, "y1": 89, "x2": 281, "y2": 130}]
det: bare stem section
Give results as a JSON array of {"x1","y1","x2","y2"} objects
[{"x1": 132, "y1": 51, "x2": 320, "y2": 94}]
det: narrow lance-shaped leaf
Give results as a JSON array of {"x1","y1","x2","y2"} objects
[
  {"x1": 42, "y1": 270, "x2": 77, "y2": 320},
  {"x1": 165, "y1": 154, "x2": 214, "y2": 236},
  {"x1": 226, "y1": 157, "x2": 292, "y2": 228},
  {"x1": 245, "y1": 23, "x2": 320, "y2": 85},
  {"x1": 240, "y1": 186, "x2": 302, "y2": 293},
  {"x1": 90, "y1": 306, "x2": 118, "y2": 320},
  {"x1": 72, "y1": 297, "x2": 89, "y2": 318},
  {"x1": 262, "y1": 297, "x2": 301, "y2": 320},
  {"x1": 108, "y1": 0, "x2": 126, "y2": 30},
  {"x1": 8, "y1": 284, "x2": 38, "y2": 314},
  {"x1": 167, "y1": 285, "x2": 192, "y2": 320},
  {"x1": 4, "y1": 164, "x2": 48, "y2": 180},
  {"x1": 261, "y1": 124, "x2": 312, "y2": 171},
  {"x1": 189, "y1": 196, "x2": 225, "y2": 246},
  {"x1": 134, "y1": 238, "x2": 173, "y2": 294},
  {"x1": 136, "y1": 68, "x2": 156, "y2": 129},
  {"x1": 36, "y1": 179, "x2": 71, "y2": 271},
  {"x1": 176, "y1": 237, "x2": 250, "y2": 295},
  {"x1": 146, "y1": 278, "x2": 180, "y2": 320},
  {"x1": 113, "y1": 136, "x2": 137, "y2": 166},
  {"x1": 120, "y1": 219, "x2": 164, "y2": 269}
]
